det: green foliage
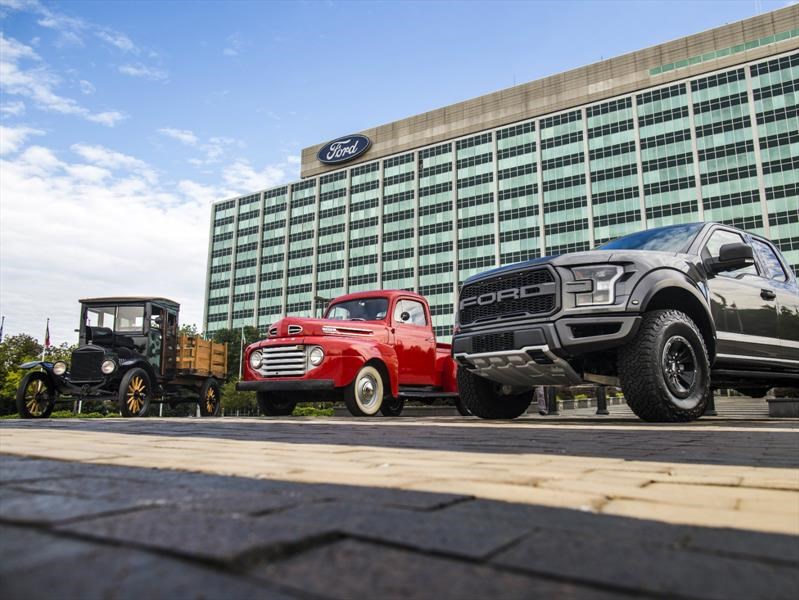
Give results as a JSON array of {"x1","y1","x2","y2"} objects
[
  {"x1": 1, "y1": 410, "x2": 120, "y2": 419},
  {"x1": 0, "y1": 333, "x2": 44, "y2": 414},
  {"x1": 221, "y1": 377, "x2": 258, "y2": 414},
  {"x1": 178, "y1": 323, "x2": 200, "y2": 337},
  {"x1": 212, "y1": 326, "x2": 262, "y2": 380},
  {"x1": 293, "y1": 404, "x2": 334, "y2": 417}
]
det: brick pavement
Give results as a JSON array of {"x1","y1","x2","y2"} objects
[{"x1": 0, "y1": 396, "x2": 797, "y2": 599}]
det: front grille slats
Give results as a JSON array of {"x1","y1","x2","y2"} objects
[
  {"x1": 257, "y1": 345, "x2": 307, "y2": 377},
  {"x1": 70, "y1": 349, "x2": 104, "y2": 381},
  {"x1": 459, "y1": 267, "x2": 558, "y2": 325}
]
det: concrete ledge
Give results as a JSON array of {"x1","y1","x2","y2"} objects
[{"x1": 767, "y1": 398, "x2": 799, "y2": 418}]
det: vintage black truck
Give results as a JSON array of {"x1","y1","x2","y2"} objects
[
  {"x1": 452, "y1": 222, "x2": 799, "y2": 422},
  {"x1": 16, "y1": 297, "x2": 227, "y2": 418}
]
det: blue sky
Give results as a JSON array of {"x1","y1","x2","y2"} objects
[{"x1": 0, "y1": 0, "x2": 792, "y2": 344}]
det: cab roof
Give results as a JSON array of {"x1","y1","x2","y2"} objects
[
  {"x1": 327, "y1": 289, "x2": 426, "y2": 305},
  {"x1": 80, "y1": 297, "x2": 180, "y2": 311}
]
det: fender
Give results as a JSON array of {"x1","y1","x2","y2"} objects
[
  {"x1": 119, "y1": 358, "x2": 160, "y2": 388},
  {"x1": 19, "y1": 361, "x2": 54, "y2": 370},
  {"x1": 627, "y1": 267, "x2": 717, "y2": 352},
  {"x1": 340, "y1": 340, "x2": 400, "y2": 397}
]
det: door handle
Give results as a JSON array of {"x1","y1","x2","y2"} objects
[{"x1": 760, "y1": 289, "x2": 776, "y2": 301}]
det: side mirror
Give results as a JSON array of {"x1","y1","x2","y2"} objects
[
  {"x1": 400, "y1": 311, "x2": 411, "y2": 322},
  {"x1": 708, "y1": 242, "x2": 754, "y2": 273}
]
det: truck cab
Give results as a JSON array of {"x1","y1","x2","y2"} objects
[{"x1": 238, "y1": 290, "x2": 460, "y2": 416}]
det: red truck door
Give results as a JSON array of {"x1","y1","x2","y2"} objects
[{"x1": 392, "y1": 298, "x2": 436, "y2": 386}]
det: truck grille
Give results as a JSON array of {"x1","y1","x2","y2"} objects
[
  {"x1": 257, "y1": 345, "x2": 307, "y2": 377},
  {"x1": 472, "y1": 332, "x2": 514, "y2": 354},
  {"x1": 459, "y1": 267, "x2": 558, "y2": 325},
  {"x1": 70, "y1": 348, "x2": 104, "y2": 381}
]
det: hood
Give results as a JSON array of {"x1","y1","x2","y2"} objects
[
  {"x1": 264, "y1": 316, "x2": 387, "y2": 340},
  {"x1": 463, "y1": 249, "x2": 686, "y2": 284}
]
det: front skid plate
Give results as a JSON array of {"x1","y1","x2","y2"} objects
[{"x1": 455, "y1": 345, "x2": 584, "y2": 386}]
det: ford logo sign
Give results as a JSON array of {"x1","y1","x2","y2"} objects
[{"x1": 317, "y1": 135, "x2": 371, "y2": 165}]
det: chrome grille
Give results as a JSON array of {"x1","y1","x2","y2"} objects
[
  {"x1": 70, "y1": 348, "x2": 104, "y2": 381},
  {"x1": 459, "y1": 268, "x2": 558, "y2": 325},
  {"x1": 257, "y1": 345, "x2": 306, "y2": 377}
]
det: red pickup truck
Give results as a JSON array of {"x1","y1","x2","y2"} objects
[{"x1": 237, "y1": 290, "x2": 462, "y2": 416}]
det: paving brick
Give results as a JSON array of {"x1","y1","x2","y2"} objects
[
  {"x1": 491, "y1": 529, "x2": 799, "y2": 600},
  {"x1": 0, "y1": 525, "x2": 293, "y2": 600},
  {"x1": 57, "y1": 506, "x2": 336, "y2": 563},
  {"x1": 0, "y1": 487, "x2": 144, "y2": 525},
  {"x1": 251, "y1": 538, "x2": 618, "y2": 599}
]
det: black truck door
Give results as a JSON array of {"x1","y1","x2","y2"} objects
[{"x1": 703, "y1": 228, "x2": 780, "y2": 365}]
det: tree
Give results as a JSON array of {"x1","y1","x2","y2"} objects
[
  {"x1": 220, "y1": 378, "x2": 258, "y2": 415},
  {"x1": 178, "y1": 323, "x2": 200, "y2": 337},
  {"x1": 0, "y1": 334, "x2": 43, "y2": 414},
  {"x1": 211, "y1": 326, "x2": 261, "y2": 380}
]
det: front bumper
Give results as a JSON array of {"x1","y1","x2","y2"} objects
[
  {"x1": 452, "y1": 314, "x2": 641, "y2": 386},
  {"x1": 236, "y1": 379, "x2": 336, "y2": 392}
]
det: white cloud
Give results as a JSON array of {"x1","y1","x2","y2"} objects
[
  {"x1": 70, "y1": 143, "x2": 157, "y2": 183},
  {"x1": 79, "y1": 79, "x2": 95, "y2": 94},
  {"x1": 95, "y1": 29, "x2": 137, "y2": 53},
  {"x1": 222, "y1": 32, "x2": 247, "y2": 57},
  {"x1": 0, "y1": 124, "x2": 44, "y2": 155},
  {"x1": 0, "y1": 33, "x2": 127, "y2": 126},
  {"x1": 118, "y1": 62, "x2": 169, "y2": 81},
  {"x1": 0, "y1": 100, "x2": 26, "y2": 116},
  {"x1": 222, "y1": 159, "x2": 288, "y2": 193},
  {"x1": 158, "y1": 127, "x2": 198, "y2": 146}
]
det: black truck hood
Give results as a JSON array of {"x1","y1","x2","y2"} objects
[{"x1": 462, "y1": 249, "x2": 689, "y2": 284}]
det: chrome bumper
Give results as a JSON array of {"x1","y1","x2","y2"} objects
[{"x1": 454, "y1": 345, "x2": 584, "y2": 386}]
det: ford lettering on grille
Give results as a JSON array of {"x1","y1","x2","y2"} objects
[{"x1": 459, "y1": 268, "x2": 558, "y2": 325}]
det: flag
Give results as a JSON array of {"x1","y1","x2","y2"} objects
[{"x1": 44, "y1": 318, "x2": 51, "y2": 349}]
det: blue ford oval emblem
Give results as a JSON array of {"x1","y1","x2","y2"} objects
[{"x1": 317, "y1": 134, "x2": 371, "y2": 165}]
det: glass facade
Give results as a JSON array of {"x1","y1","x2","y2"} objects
[{"x1": 206, "y1": 50, "x2": 799, "y2": 340}]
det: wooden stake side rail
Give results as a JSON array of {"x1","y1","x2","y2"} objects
[{"x1": 176, "y1": 335, "x2": 227, "y2": 378}]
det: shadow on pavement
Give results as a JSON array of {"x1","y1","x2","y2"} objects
[{"x1": 0, "y1": 454, "x2": 797, "y2": 600}]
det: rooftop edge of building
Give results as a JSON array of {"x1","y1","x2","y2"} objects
[{"x1": 297, "y1": 4, "x2": 799, "y2": 179}]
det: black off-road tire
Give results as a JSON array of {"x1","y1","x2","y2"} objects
[
  {"x1": 199, "y1": 379, "x2": 222, "y2": 416},
  {"x1": 618, "y1": 309, "x2": 710, "y2": 422},
  {"x1": 457, "y1": 367, "x2": 533, "y2": 419},
  {"x1": 257, "y1": 392, "x2": 297, "y2": 416},
  {"x1": 118, "y1": 368, "x2": 152, "y2": 417},
  {"x1": 454, "y1": 398, "x2": 472, "y2": 416},
  {"x1": 16, "y1": 371, "x2": 57, "y2": 419},
  {"x1": 379, "y1": 396, "x2": 404, "y2": 416},
  {"x1": 344, "y1": 365, "x2": 386, "y2": 417}
]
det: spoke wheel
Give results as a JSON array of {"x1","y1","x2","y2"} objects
[
  {"x1": 16, "y1": 372, "x2": 56, "y2": 419},
  {"x1": 199, "y1": 379, "x2": 221, "y2": 417},
  {"x1": 118, "y1": 368, "x2": 151, "y2": 417}
]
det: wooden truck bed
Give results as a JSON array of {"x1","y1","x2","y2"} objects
[{"x1": 176, "y1": 335, "x2": 227, "y2": 378}]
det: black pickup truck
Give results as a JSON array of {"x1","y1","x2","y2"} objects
[{"x1": 452, "y1": 222, "x2": 799, "y2": 422}]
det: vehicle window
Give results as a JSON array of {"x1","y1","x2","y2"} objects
[
  {"x1": 393, "y1": 300, "x2": 428, "y2": 327},
  {"x1": 117, "y1": 306, "x2": 145, "y2": 332},
  {"x1": 598, "y1": 223, "x2": 703, "y2": 252},
  {"x1": 86, "y1": 306, "x2": 115, "y2": 330},
  {"x1": 325, "y1": 298, "x2": 388, "y2": 321},
  {"x1": 703, "y1": 230, "x2": 757, "y2": 278},
  {"x1": 751, "y1": 239, "x2": 787, "y2": 282}
]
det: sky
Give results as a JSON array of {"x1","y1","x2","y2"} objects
[{"x1": 0, "y1": 0, "x2": 793, "y2": 346}]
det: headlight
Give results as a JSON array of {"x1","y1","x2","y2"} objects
[
  {"x1": 101, "y1": 360, "x2": 116, "y2": 375},
  {"x1": 53, "y1": 361, "x2": 67, "y2": 376},
  {"x1": 308, "y1": 346, "x2": 325, "y2": 366},
  {"x1": 570, "y1": 265, "x2": 624, "y2": 306},
  {"x1": 249, "y1": 350, "x2": 262, "y2": 369}
]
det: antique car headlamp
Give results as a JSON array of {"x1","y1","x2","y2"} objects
[
  {"x1": 570, "y1": 265, "x2": 624, "y2": 306},
  {"x1": 249, "y1": 350, "x2": 263, "y2": 369},
  {"x1": 101, "y1": 359, "x2": 117, "y2": 375},
  {"x1": 53, "y1": 361, "x2": 67, "y2": 376},
  {"x1": 308, "y1": 346, "x2": 325, "y2": 367}
]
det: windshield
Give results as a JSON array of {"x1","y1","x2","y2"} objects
[
  {"x1": 325, "y1": 298, "x2": 389, "y2": 322},
  {"x1": 598, "y1": 223, "x2": 703, "y2": 253},
  {"x1": 84, "y1": 305, "x2": 145, "y2": 333}
]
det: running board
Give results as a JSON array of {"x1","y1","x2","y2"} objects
[{"x1": 398, "y1": 391, "x2": 459, "y2": 399}]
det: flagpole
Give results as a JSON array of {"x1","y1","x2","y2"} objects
[
  {"x1": 42, "y1": 318, "x2": 49, "y2": 361},
  {"x1": 238, "y1": 325, "x2": 244, "y2": 379}
]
